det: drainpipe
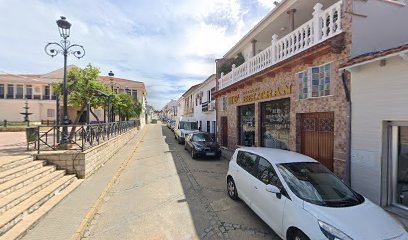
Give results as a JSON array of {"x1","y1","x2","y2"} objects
[{"x1": 341, "y1": 70, "x2": 351, "y2": 186}]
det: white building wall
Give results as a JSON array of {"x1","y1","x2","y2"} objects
[
  {"x1": 192, "y1": 77, "x2": 216, "y2": 134},
  {"x1": 352, "y1": 0, "x2": 408, "y2": 58},
  {"x1": 0, "y1": 100, "x2": 56, "y2": 122},
  {"x1": 351, "y1": 56, "x2": 408, "y2": 204},
  {"x1": 177, "y1": 97, "x2": 184, "y2": 118}
]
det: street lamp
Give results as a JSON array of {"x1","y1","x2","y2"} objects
[
  {"x1": 108, "y1": 71, "x2": 118, "y2": 122},
  {"x1": 45, "y1": 16, "x2": 85, "y2": 144}
]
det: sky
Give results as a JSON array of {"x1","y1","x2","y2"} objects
[{"x1": 0, "y1": 0, "x2": 278, "y2": 109}]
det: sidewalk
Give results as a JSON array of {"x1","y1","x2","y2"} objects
[{"x1": 20, "y1": 127, "x2": 146, "y2": 240}]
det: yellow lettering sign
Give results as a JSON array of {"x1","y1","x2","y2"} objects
[{"x1": 229, "y1": 84, "x2": 293, "y2": 105}]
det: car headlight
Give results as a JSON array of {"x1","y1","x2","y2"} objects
[{"x1": 318, "y1": 220, "x2": 353, "y2": 240}]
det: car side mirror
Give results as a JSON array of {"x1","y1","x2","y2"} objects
[
  {"x1": 265, "y1": 184, "x2": 280, "y2": 193},
  {"x1": 266, "y1": 184, "x2": 282, "y2": 199}
]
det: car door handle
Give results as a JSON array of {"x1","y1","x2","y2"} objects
[{"x1": 254, "y1": 186, "x2": 258, "y2": 190}]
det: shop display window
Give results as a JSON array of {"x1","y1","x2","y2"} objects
[
  {"x1": 239, "y1": 104, "x2": 255, "y2": 146},
  {"x1": 261, "y1": 99, "x2": 290, "y2": 149}
]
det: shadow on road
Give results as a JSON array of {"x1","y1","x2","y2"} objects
[{"x1": 160, "y1": 124, "x2": 276, "y2": 240}]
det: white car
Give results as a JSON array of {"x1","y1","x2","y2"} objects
[
  {"x1": 174, "y1": 117, "x2": 199, "y2": 144},
  {"x1": 226, "y1": 147, "x2": 408, "y2": 240}
]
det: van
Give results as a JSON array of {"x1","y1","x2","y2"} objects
[{"x1": 174, "y1": 117, "x2": 199, "y2": 144}]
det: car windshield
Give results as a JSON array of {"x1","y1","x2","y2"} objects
[
  {"x1": 193, "y1": 133, "x2": 213, "y2": 142},
  {"x1": 180, "y1": 122, "x2": 198, "y2": 130},
  {"x1": 277, "y1": 162, "x2": 364, "y2": 207}
]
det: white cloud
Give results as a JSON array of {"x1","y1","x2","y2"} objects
[{"x1": 0, "y1": 0, "x2": 270, "y2": 109}]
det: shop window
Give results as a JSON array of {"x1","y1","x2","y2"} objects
[
  {"x1": 298, "y1": 63, "x2": 331, "y2": 99},
  {"x1": 261, "y1": 98, "x2": 290, "y2": 150},
  {"x1": 389, "y1": 124, "x2": 408, "y2": 208},
  {"x1": 239, "y1": 104, "x2": 255, "y2": 146}
]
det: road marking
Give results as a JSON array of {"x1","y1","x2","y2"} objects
[{"x1": 71, "y1": 126, "x2": 148, "y2": 240}]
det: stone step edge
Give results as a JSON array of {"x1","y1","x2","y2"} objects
[
  {"x1": 0, "y1": 175, "x2": 77, "y2": 236},
  {"x1": 0, "y1": 170, "x2": 66, "y2": 213},
  {"x1": 0, "y1": 161, "x2": 45, "y2": 184},
  {"x1": 0, "y1": 158, "x2": 33, "y2": 173},
  {"x1": 0, "y1": 166, "x2": 57, "y2": 198},
  {"x1": 1, "y1": 179, "x2": 83, "y2": 240}
]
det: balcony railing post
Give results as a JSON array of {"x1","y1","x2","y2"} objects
[
  {"x1": 231, "y1": 64, "x2": 236, "y2": 84},
  {"x1": 271, "y1": 34, "x2": 278, "y2": 64},
  {"x1": 313, "y1": 3, "x2": 323, "y2": 44},
  {"x1": 220, "y1": 72, "x2": 224, "y2": 89}
]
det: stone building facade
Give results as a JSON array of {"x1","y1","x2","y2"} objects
[{"x1": 215, "y1": 0, "x2": 352, "y2": 178}]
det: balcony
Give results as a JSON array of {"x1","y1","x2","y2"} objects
[
  {"x1": 202, "y1": 100, "x2": 215, "y2": 113},
  {"x1": 218, "y1": 1, "x2": 342, "y2": 90}
]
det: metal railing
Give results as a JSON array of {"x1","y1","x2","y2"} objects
[{"x1": 36, "y1": 120, "x2": 140, "y2": 153}]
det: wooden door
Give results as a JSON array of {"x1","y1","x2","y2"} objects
[
  {"x1": 300, "y1": 112, "x2": 334, "y2": 170},
  {"x1": 221, "y1": 117, "x2": 228, "y2": 147}
]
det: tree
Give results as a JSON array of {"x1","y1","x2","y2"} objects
[
  {"x1": 217, "y1": 52, "x2": 245, "y2": 75},
  {"x1": 52, "y1": 64, "x2": 111, "y2": 138},
  {"x1": 112, "y1": 93, "x2": 143, "y2": 121}
]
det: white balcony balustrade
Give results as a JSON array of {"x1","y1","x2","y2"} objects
[{"x1": 218, "y1": 1, "x2": 342, "y2": 90}]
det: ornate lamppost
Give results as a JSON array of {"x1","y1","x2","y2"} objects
[
  {"x1": 108, "y1": 71, "x2": 116, "y2": 122},
  {"x1": 45, "y1": 16, "x2": 85, "y2": 144}
]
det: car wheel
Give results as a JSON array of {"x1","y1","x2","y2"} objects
[
  {"x1": 227, "y1": 177, "x2": 238, "y2": 200},
  {"x1": 191, "y1": 148, "x2": 197, "y2": 159},
  {"x1": 291, "y1": 230, "x2": 310, "y2": 240}
]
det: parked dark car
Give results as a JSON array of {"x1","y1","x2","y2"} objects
[
  {"x1": 184, "y1": 132, "x2": 221, "y2": 159},
  {"x1": 167, "y1": 120, "x2": 175, "y2": 129},
  {"x1": 170, "y1": 121, "x2": 176, "y2": 131}
]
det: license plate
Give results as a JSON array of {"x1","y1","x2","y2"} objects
[{"x1": 206, "y1": 152, "x2": 216, "y2": 156}]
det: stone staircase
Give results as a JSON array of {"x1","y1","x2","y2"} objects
[{"x1": 0, "y1": 157, "x2": 82, "y2": 240}]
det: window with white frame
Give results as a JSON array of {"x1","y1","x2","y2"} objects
[
  {"x1": 222, "y1": 96, "x2": 227, "y2": 111},
  {"x1": 298, "y1": 63, "x2": 331, "y2": 100},
  {"x1": 385, "y1": 122, "x2": 408, "y2": 209}
]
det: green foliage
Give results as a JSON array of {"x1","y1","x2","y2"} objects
[
  {"x1": 52, "y1": 64, "x2": 140, "y2": 123},
  {"x1": 217, "y1": 52, "x2": 246, "y2": 75},
  {"x1": 52, "y1": 64, "x2": 112, "y2": 110},
  {"x1": 112, "y1": 93, "x2": 143, "y2": 120}
]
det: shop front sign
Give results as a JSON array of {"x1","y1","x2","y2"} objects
[{"x1": 228, "y1": 84, "x2": 293, "y2": 105}]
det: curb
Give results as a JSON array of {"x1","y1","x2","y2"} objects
[{"x1": 71, "y1": 127, "x2": 148, "y2": 240}]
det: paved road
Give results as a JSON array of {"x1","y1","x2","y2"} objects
[{"x1": 83, "y1": 123, "x2": 280, "y2": 240}]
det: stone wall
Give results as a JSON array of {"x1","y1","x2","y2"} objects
[
  {"x1": 216, "y1": 43, "x2": 351, "y2": 178},
  {"x1": 34, "y1": 127, "x2": 140, "y2": 179}
]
